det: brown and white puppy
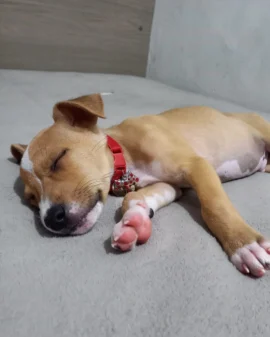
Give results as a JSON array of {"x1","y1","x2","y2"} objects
[{"x1": 11, "y1": 93, "x2": 270, "y2": 278}]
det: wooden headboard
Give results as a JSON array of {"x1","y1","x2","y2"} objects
[{"x1": 0, "y1": 0, "x2": 155, "y2": 76}]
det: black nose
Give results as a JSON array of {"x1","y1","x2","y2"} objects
[{"x1": 44, "y1": 205, "x2": 67, "y2": 231}]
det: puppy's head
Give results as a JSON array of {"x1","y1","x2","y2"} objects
[{"x1": 11, "y1": 94, "x2": 113, "y2": 235}]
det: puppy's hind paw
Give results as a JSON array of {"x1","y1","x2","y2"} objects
[{"x1": 231, "y1": 241, "x2": 270, "y2": 277}]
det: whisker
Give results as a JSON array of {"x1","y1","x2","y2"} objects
[
  {"x1": 76, "y1": 172, "x2": 111, "y2": 188},
  {"x1": 90, "y1": 136, "x2": 107, "y2": 155},
  {"x1": 73, "y1": 172, "x2": 112, "y2": 198}
]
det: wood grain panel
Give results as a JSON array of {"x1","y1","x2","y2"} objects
[{"x1": 0, "y1": 0, "x2": 155, "y2": 75}]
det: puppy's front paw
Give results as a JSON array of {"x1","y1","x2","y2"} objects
[
  {"x1": 111, "y1": 204, "x2": 152, "y2": 252},
  {"x1": 231, "y1": 241, "x2": 270, "y2": 277}
]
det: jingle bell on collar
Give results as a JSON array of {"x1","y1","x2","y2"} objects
[{"x1": 111, "y1": 171, "x2": 139, "y2": 197}]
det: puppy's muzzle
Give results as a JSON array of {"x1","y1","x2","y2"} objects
[
  {"x1": 44, "y1": 204, "x2": 67, "y2": 232},
  {"x1": 43, "y1": 199, "x2": 102, "y2": 235}
]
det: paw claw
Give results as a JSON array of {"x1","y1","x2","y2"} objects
[{"x1": 242, "y1": 264, "x2": 250, "y2": 274}]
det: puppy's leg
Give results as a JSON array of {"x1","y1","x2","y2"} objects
[
  {"x1": 111, "y1": 183, "x2": 182, "y2": 251},
  {"x1": 181, "y1": 156, "x2": 270, "y2": 277},
  {"x1": 226, "y1": 112, "x2": 270, "y2": 138}
]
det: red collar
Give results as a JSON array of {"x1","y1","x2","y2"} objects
[{"x1": 106, "y1": 135, "x2": 139, "y2": 196}]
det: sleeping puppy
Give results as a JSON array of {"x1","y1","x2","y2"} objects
[{"x1": 11, "y1": 93, "x2": 270, "y2": 277}]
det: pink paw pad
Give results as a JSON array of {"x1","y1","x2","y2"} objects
[
  {"x1": 111, "y1": 204, "x2": 152, "y2": 252},
  {"x1": 231, "y1": 241, "x2": 270, "y2": 277}
]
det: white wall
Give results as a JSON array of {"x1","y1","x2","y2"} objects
[{"x1": 147, "y1": 0, "x2": 270, "y2": 111}]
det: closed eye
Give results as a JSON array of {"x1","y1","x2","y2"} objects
[{"x1": 51, "y1": 149, "x2": 68, "y2": 172}]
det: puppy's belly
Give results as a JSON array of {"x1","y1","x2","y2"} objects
[{"x1": 216, "y1": 152, "x2": 268, "y2": 182}]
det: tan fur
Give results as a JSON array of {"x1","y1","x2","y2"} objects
[{"x1": 10, "y1": 94, "x2": 270, "y2": 261}]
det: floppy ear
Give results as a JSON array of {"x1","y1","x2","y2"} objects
[
  {"x1": 53, "y1": 93, "x2": 106, "y2": 129},
  {"x1": 10, "y1": 143, "x2": 27, "y2": 164}
]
